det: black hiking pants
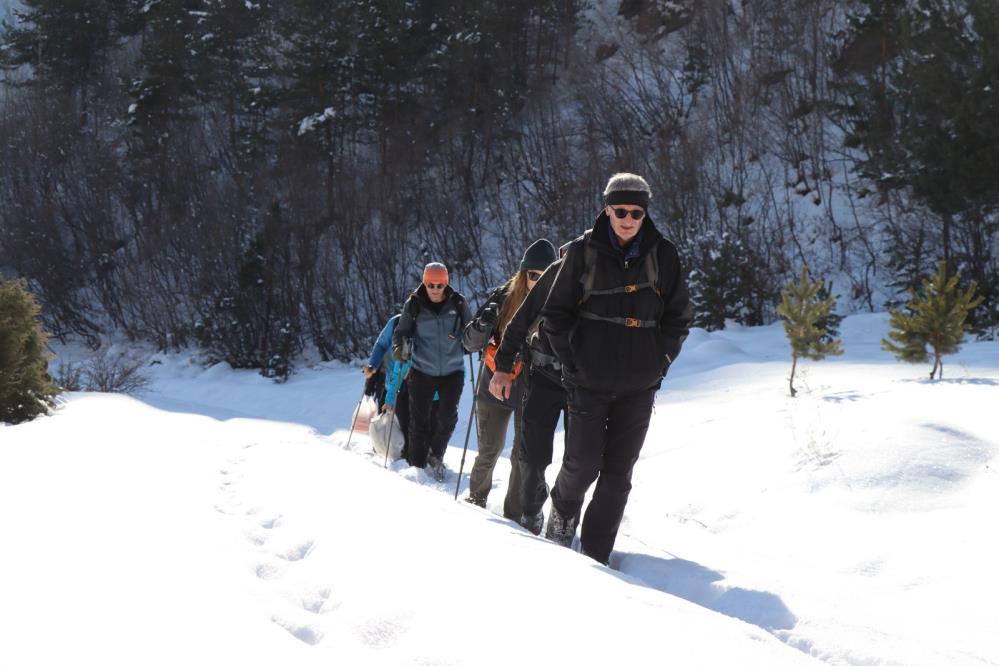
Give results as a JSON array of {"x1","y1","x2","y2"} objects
[
  {"x1": 397, "y1": 378, "x2": 441, "y2": 461},
  {"x1": 518, "y1": 368, "x2": 567, "y2": 519},
  {"x1": 550, "y1": 384, "x2": 657, "y2": 565},
  {"x1": 407, "y1": 368, "x2": 464, "y2": 467}
]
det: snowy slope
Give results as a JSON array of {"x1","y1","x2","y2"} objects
[
  {"x1": 1, "y1": 398, "x2": 808, "y2": 665},
  {"x1": 2, "y1": 313, "x2": 997, "y2": 665}
]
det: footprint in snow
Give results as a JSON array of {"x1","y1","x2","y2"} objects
[
  {"x1": 254, "y1": 562, "x2": 282, "y2": 580},
  {"x1": 301, "y1": 586, "x2": 339, "y2": 614},
  {"x1": 278, "y1": 540, "x2": 315, "y2": 562},
  {"x1": 272, "y1": 617, "x2": 323, "y2": 645},
  {"x1": 244, "y1": 529, "x2": 267, "y2": 546},
  {"x1": 259, "y1": 515, "x2": 283, "y2": 529}
]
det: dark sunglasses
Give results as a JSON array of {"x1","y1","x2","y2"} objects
[
  {"x1": 425, "y1": 282, "x2": 446, "y2": 289},
  {"x1": 526, "y1": 270, "x2": 544, "y2": 281},
  {"x1": 611, "y1": 207, "x2": 645, "y2": 220}
]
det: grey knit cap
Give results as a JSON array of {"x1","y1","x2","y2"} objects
[{"x1": 603, "y1": 172, "x2": 652, "y2": 208}]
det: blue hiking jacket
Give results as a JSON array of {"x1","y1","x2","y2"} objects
[{"x1": 368, "y1": 315, "x2": 399, "y2": 369}]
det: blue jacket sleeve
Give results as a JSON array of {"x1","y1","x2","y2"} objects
[
  {"x1": 384, "y1": 358, "x2": 411, "y2": 406},
  {"x1": 368, "y1": 316, "x2": 398, "y2": 368}
]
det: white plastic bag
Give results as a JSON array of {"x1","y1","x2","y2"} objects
[
  {"x1": 369, "y1": 410, "x2": 405, "y2": 461},
  {"x1": 351, "y1": 395, "x2": 379, "y2": 435}
]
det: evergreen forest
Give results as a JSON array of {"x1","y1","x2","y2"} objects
[{"x1": 1, "y1": 0, "x2": 997, "y2": 369}]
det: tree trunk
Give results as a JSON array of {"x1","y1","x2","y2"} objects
[{"x1": 789, "y1": 354, "x2": 798, "y2": 397}]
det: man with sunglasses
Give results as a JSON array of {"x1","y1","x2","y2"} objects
[
  {"x1": 392, "y1": 262, "x2": 472, "y2": 481},
  {"x1": 539, "y1": 173, "x2": 692, "y2": 565}
]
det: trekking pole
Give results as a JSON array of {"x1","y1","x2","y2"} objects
[
  {"x1": 344, "y1": 383, "x2": 368, "y2": 451},
  {"x1": 382, "y1": 409, "x2": 396, "y2": 468},
  {"x1": 382, "y1": 366, "x2": 406, "y2": 468},
  {"x1": 454, "y1": 353, "x2": 485, "y2": 500}
]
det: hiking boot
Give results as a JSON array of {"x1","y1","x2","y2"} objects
[
  {"x1": 544, "y1": 506, "x2": 578, "y2": 547},
  {"x1": 519, "y1": 510, "x2": 544, "y2": 536},
  {"x1": 426, "y1": 454, "x2": 446, "y2": 482},
  {"x1": 464, "y1": 493, "x2": 487, "y2": 508}
]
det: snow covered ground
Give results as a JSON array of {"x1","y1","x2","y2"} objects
[{"x1": 2, "y1": 313, "x2": 997, "y2": 665}]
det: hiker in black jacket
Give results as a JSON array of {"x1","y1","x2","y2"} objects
[
  {"x1": 539, "y1": 173, "x2": 693, "y2": 565},
  {"x1": 462, "y1": 239, "x2": 557, "y2": 519},
  {"x1": 489, "y1": 254, "x2": 567, "y2": 535}
]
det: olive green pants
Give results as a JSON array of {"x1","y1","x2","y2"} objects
[{"x1": 468, "y1": 399, "x2": 524, "y2": 519}]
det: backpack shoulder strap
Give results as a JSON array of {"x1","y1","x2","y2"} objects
[
  {"x1": 579, "y1": 231, "x2": 598, "y2": 304},
  {"x1": 450, "y1": 293, "x2": 467, "y2": 337},
  {"x1": 646, "y1": 238, "x2": 662, "y2": 299}
]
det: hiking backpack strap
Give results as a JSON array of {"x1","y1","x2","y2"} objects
[
  {"x1": 577, "y1": 236, "x2": 664, "y2": 329},
  {"x1": 450, "y1": 294, "x2": 467, "y2": 339},
  {"x1": 579, "y1": 232, "x2": 599, "y2": 305},
  {"x1": 408, "y1": 292, "x2": 421, "y2": 320}
]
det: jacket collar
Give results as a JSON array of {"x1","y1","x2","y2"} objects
[{"x1": 588, "y1": 211, "x2": 662, "y2": 260}]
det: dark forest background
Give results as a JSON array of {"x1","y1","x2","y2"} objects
[{"x1": 1, "y1": 0, "x2": 997, "y2": 375}]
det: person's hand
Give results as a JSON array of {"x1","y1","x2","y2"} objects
[
  {"x1": 361, "y1": 365, "x2": 376, "y2": 378},
  {"x1": 489, "y1": 371, "x2": 514, "y2": 401},
  {"x1": 382, "y1": 403, "x2": 395, "y2": 414},
  {"x1": 479, "y1": 303, "x2": 498, "y2": 330},
  {"x1": 392, "y1": 341, "x2": 412, "y2": 362}
]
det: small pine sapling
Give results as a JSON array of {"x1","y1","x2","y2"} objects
[
  {"x1": 0, "y1": 279, "x2": 61, "y2": 423},
  {"x1": 882, "y1": 261, "x2": 982, "y2": 380},
  {"x1": 776, "y1": 266, "x2": 844, "y2": 396}
]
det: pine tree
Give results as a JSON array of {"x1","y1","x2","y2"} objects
[
  {"x1": 689, "y1": 231, "x2": 774, "y2": 330},
  {"x1": 833, "y1": 0, "x2": 999, "y2": 334},
  {"x1": 194, "y1": 202, "x2": 297, "y2": 377},
  {"x1": 882, "y1": 261, "x2": 983, "y2": 380},
  {"x1": 0, "y1": 0, "x2": 135, "y2": 91},
  {"x1": 776, "y1": 266, "x2": 844, "y2": 397},
  {"x1": 0, "y1": 279, "x2": 60, "y2": 424}
]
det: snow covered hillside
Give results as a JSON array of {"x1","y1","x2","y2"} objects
[{"x1": 2, "y1": 313, "x2": 997, "y2": 665}]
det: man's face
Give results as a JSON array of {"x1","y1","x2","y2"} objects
[
  {"x1": 425, "y1": 281, "x2": 447, "y2": 303},
  {"x1": 606, "y1": 204, "x2": 645, "y2": 245}
]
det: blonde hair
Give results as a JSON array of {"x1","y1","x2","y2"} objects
[{"x1": 497, "y1": 271, "x2": 530, "y2": 336}]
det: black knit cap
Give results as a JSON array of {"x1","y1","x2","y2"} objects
[
  {"x1": 603, "y1": 190, "x2": 651, "y2": 208},
  {"x1": 520, "y1": 239, "x2": 557, "y2": 272}
]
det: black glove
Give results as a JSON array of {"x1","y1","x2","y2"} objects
[
  {"x1": 478, "y1": 303, "x2": 499, "y2": 330},
  {"x1": 392, "y1": 340, "x2": 413, "y2": 362},
  {"x1": 363, "y1": 372, "x2": 382, "y2": 397}
]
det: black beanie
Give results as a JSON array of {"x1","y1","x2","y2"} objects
[
  {"x1": 603, "y1": 190, "x2": 651, "y2": 208},
  {"x1": 520, "y1": 239, "x2": 557, "y2": 272}
]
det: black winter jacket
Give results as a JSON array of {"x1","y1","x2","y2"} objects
[
  {"x1": 495, "y1": 258, "x2": 563, "y2": 384},
  {"x1": 541, "y1": 213, "x2": 692, "y2": 393}
]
